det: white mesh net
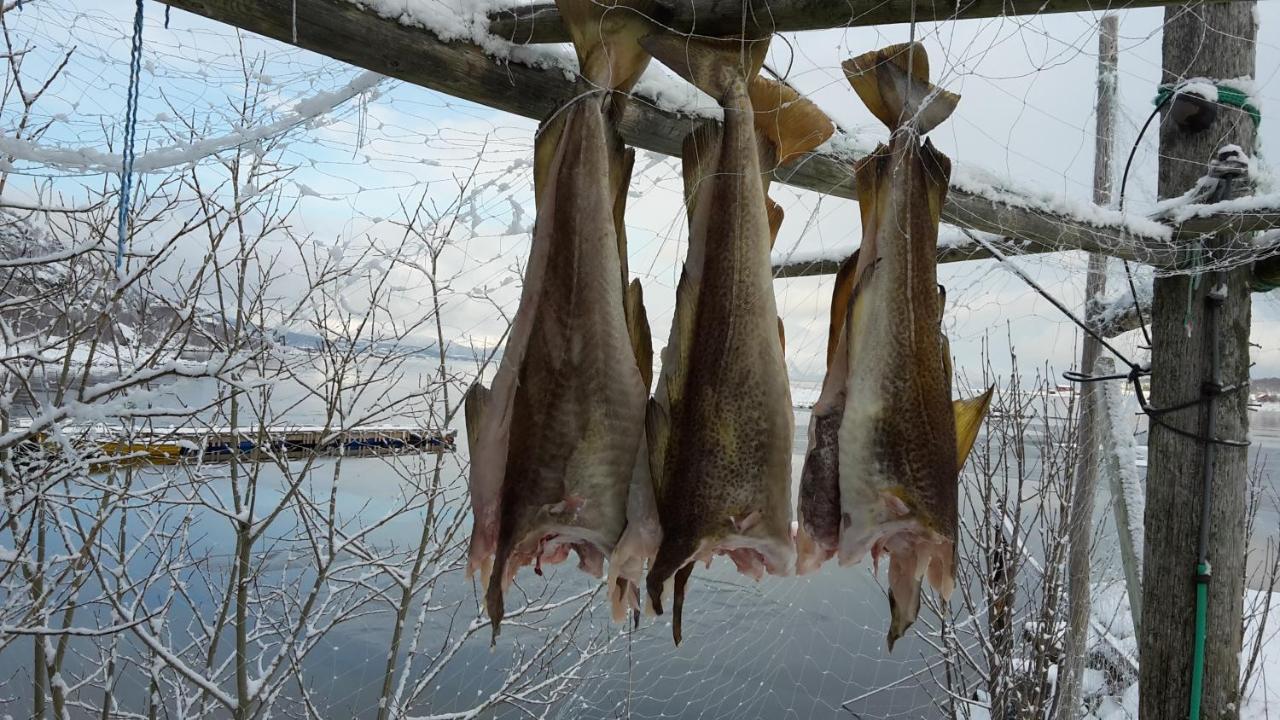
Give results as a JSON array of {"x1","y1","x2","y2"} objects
[{"x1": 1, "y1": 1, "x2": 1279, "y2": 718}]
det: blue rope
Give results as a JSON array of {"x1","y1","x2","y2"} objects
[{"x1": 116, "y1": 0, "x2": 145, "y2": 274}]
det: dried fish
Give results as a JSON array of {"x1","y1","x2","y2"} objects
[
  {"x1": 465, "y1": 0, "x2": 653, "y2": 642},
  {"x1": 641, "y1": 34, "x2": 832, "y2": 645}
]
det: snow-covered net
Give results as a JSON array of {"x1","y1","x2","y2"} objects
[{"x1": 1, "y1": 1, "x2": 1279, "y2": 718}]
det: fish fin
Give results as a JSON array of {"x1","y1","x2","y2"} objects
[
  {"x1": 532, "y1": 112, "x2": 570, "y2": 211},
  {"x1": 556, "y1": 0, "x2": 655, "y2": 92},
  {"x1": 610, "y1": 577, "x2": 633, "y2": 624},
  {"x1": 826, "y1": 250, "x2": 860, "y2": 368},
  {"x1": 671, "y1": 562, "x2": 695, "y2": 646},
  {"x1": 765, "y1": 195, "x2": 784, "y2": 249},
  {"x1": 609, "y1": 432, "x2": 662, "y2": 623},
  {"x1": 613, "y1": 145, "x2": 636, "y2": 285},
  {"x1": 844, "y1": 257, "x2": 879, "y2": 356},
  {"x1": 795, "y1": 522, "x2": 833, "y2": 575},
  {"x1": 748, "y1": 76, "x2": 835, "y2": 167},
  {"x1": 644, "y1": 398, "x2": 669, "y2": 496},
  {"x1": 940, "y1": 333, "x2": 954, "y2": 393},
  {"x1": 641, "y1": 35, "x2": 769, "y2": 102},
  {"x1": 841, "y1": 42, "x2": 959, "y2": 135},
  {"x1": 954, "y1": 387, "x2": 995, "y2": 469},
  {"x1": 681, "y1": 122, "x2": 724, "y2": 224},
  {"x1": 938, "y1": 286, "x2": 954, "y2": 385},
  {"x1": 852, "y1": 145, "x2": 890, "y2": 261},
  {"x1": 660, "y1": 263, "x2": 699, "y2": 410},
  {"x1": 463, "y1": 383, "x2": 490, "y2": 457},
  {"x1": 919, "y1": 138, "x2": 953, "y2": 221},
  {"x1": 626, "y1": 279, "x2": 654, "y2": 389}
]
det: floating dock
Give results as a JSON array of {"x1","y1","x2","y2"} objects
[{"x1": 86, "y1": 425, "x2": 456, "y2": 465}]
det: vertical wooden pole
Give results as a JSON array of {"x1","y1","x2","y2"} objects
[
  {"x1": 1061, "y1": 17, "x2": 1119, "y2": 717},
  {"x1": 1141, "y1": 5, "x2": 1257, "y2": 719},
  {"x1": 1095, "y1": 355, "x2": 1145, "y2": 636}
]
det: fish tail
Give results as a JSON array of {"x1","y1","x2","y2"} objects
[
  {"x1": 641, "y1": 35, "x2": 770, "y2": 103},
  {"x1": 841, "y1": 42, "x2": 959, "y2": 135},
  {"x1": 748, "y1": 76, "x2": 834, "y2": 167},
  {"x1": 556, "y1": 0, "x2": 655, "y2": 92}
]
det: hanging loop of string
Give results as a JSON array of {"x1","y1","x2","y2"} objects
[{"x1": 115, "y1": 0, "x2": 145, "y2": 276}]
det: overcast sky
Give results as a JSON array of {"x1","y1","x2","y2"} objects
[{"x1": 7, "y1": 0, "x2": 1280, "y2": 382}]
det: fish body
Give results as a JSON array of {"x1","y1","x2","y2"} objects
[
  {"x1": 640, "y1": 35, "x2": 832, "y2": 644},
  {"x1": 466, "y1": 0, "x2": 653, "y2": 642},
  {"x1": 794, "y1": 43, "x2": 992, "y2": 650},
  {"x1": 606, "y1": 277, "x2": 660, "y2": 623}
]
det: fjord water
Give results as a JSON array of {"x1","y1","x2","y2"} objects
[{"x1": 5, "y1": 359, "x2": 1278, "y2": 718}]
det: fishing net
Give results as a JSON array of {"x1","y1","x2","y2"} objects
[{"x1": 1, "y1": 1, "x2": 1278, "y2": 718}]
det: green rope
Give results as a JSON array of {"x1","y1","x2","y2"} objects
[
  {"x1": 1190, "y1": 561, "x2": 1211, "y2": 720},
  {"x1": 1253, "y1": 256, "x2": 1280, "y2": 293},
  {"x1": 1155, "y1": 82, "x2": 1262, "y2": 126}
]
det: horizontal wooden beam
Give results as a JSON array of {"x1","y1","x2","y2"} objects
[
  {"x1": 771, "y1": 234, "x2": 1051, "y2": 278},
  {"x1": 1177, "y1": 209, "x2": 1280, "y2": 237},
  {"x1": 773, "y1": 210, "x2": 1280, "y2": 278},
  {"x1": 160, "y1": 0, "x2": 1193, "y2": 270},
  {"x1": 487, "y1": 0, "x2": 1248, "y2": 45}
]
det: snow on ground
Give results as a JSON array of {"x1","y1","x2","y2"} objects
[{"x1": 1086, "y1": 584, "x2": 1280, "y2": 719}]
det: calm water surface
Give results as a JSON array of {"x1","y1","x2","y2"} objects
[{"x1": 5, "y1": 362, "x2": 1279, "y2": 719}]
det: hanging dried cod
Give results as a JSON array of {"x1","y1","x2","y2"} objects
[
  {"x1": 794, "y1": 43, "x2": 992, "y2": 650},
  {"x1": 640, "y1": 34, "x2": 832, "y2": 645},
  {"x1": 464, "y1": 0, "x2": 654, "y2": 642}
]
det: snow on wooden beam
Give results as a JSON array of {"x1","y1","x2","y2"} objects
[
  {"x1": 773, "y1": 206, "x2": 1280, "y2": 278},
  {"x1": 1177, "y1": 209, "x2": 1280, "y2": 236},
  {"x1": 487, "y1": 0, "x2": 1248, "y2": 45},
  {"x1": 770, "y1": 233, "x2": 1042, "y2": 278},
  {"x1": 160, "y1": 0, "x2": 1194, "y2": 268},
  {"x1": 1092, "y1": 252, "x2": 1279, "y2": 338}
]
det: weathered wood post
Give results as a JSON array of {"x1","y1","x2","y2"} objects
[
  {"x1": 1141, "y1": 4, "x2": 1257, "y2": 719},
  {"x1": 1061, "y1": 15, "x2": 1118, "y2": 718},
  {"x1": 1094, "y1": 354, "x2": 1145, "y2": 634}
]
